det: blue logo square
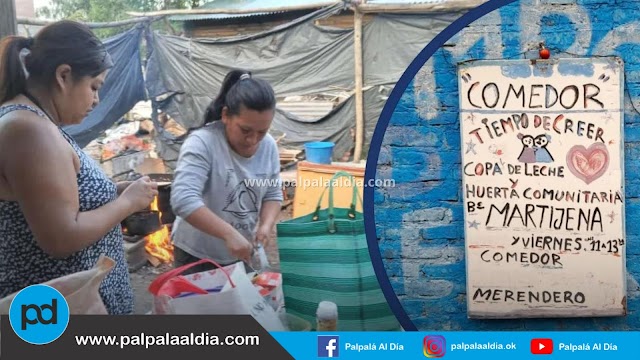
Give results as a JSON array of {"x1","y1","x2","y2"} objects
[{"x1": 318, "y1": 335, "x2": 340, "y2": 358}]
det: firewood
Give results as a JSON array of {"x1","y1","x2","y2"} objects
[{"x1": 147, "y1": 254, "x2": 162, "y2": 267}]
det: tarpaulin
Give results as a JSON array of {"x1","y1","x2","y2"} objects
[
  {"x1": 64, "y1": 25, "x2": 147, "y2": 148},
  {"x1": 144, "y1": 4, "x2": 353, "y2": 130},
  {"x1": 152, "y1": 84, "x2": 392, "y2": 170},
  {"x1": 144, "y1": 5, "x2": 464, "y2": 165},
  {"x1": 363, "y1": 12, "x2": 463, "y2": 87}
]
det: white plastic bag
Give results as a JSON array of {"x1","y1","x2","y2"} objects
[
  {"x1": 149, "y1": 259, "x2": 286, "y2": 331},
  {"x1": 0, "y1": 255, "x2": 115, "y2": 314}
]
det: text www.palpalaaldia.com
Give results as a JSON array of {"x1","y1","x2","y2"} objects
[
  {"x1": 75, "y1": 333, "x2": 260, "y2": 349},
  {"x1": 244, "y1": 177, "x2": 396, "y2": 189}
]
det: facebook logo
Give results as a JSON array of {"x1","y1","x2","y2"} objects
[{"x1": 318, "y1": 335, "x2": 340, "y2": 358}]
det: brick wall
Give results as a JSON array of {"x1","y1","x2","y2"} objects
[{"x1": 375, "y1": 0, "x2": 640, "y2": 330}]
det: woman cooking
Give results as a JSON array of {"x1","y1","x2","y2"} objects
[
  {"x1": 0, "y1": 21, "x2": 157, "y2": 314},
  {"x1": 170, "y1": 70, "x2": 282, "y2": 273}
]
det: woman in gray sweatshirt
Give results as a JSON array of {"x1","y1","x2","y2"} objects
[{"x1": 170, "y1": 70, "x2": 283, "y2": 273}]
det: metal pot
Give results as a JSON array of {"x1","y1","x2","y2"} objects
[
  {"x1": 160, "y1": 210, "x2": 176, "y2": 225},
  {"x1": 122, "y1": 210, "x2": 161, "y2": 236},
  {"x1": 148, "y1": 173, "x2": 174, "y2": 216},
  {"x1": 147, "y1": 173, "x2": 173, "y2": 185},
  {"x1": 157, "y1": 184, "x2": 172, "y2": 213}
]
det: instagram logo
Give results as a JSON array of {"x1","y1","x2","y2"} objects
[{"x1": 423, "y1": 335, "x2": 446, "y2": 358}]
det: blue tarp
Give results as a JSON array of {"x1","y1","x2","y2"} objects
[{"x1": 63, "y1": 26, "x2": 147, "y2": 148}]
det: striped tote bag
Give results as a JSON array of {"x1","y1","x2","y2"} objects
[{"x1": 276, "y1": 171, "x2": 401, "y2": 331}]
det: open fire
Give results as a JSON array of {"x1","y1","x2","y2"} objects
[{"x1": 144, "y1": 196, "x2": 174, "y2": 263}]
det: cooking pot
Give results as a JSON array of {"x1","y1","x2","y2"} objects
[
  {"x1": 122, "y1": 210, "x2": 161, "y2": 236},
  {"x1": 147, "y1": 173, "x2": 173, "y2": 211},
  {"x1": 147, "y1": 173, "x2": 173, "y2": 186},
  {"x1": 157, "y1": 184, "x2": 172, "y2": 213},
  {"x1": 160, "y1": 208, "x2": 176, "y2": 225}
]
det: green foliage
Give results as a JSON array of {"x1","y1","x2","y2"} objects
[{"x1": 36, "y1": 0, "x2": 204, "y2": 38}]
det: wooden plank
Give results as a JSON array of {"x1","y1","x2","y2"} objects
[
  {"x1": 136, "y1": 158, "x2": 167, "y2": 175},
  {"x1": 146, "y1": 253, "x2": 162, "y2": 267},
  {"x1": 357, "y1": 0, "x2": 484, "y2": 13},
  {"x1": 297, "y1": 161, "x2": 365, "y2": 176},
  {"x1": 352, "y1": 5, "x2": 364, "y2": 163},
  {"x1": 127, "y1": 2, "x2": 339, "y2": 17}
]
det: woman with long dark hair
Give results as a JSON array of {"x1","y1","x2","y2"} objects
[
  {"x1": 170, "y1": 70, "x2": 282, "y2": 271},
  {"x1": 0, "y1": 21, "x2": 157, "y2": 314}
]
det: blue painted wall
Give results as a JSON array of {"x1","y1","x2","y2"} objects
[{"x1": 375, "y1": 0, "x2": 640, "y2": 330}]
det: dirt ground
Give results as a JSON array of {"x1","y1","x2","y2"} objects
[{"x1": 129, "y1": 205, "x2": 293, "y2": 314}]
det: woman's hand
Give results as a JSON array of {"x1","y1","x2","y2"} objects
[
  {"x1": 116, "y1": 181, "x2": 133, "y2": 195},
  {"x1": 223, "y1": 229, "x2": 253, "y2": 263},
  {"x1": 254, "y1": 223, "x2": 272, "y2": 247},
  {"x1": 256, "y1": 201, "x2": 280, "y2": 248},
  {"x1": 120, "y1": 176, "x2": 158, "y2": 213}
]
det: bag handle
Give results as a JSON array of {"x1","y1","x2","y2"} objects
[
  {"x1": 328, "y1": 171, "x2": 363, "y2": 218},
  {"x1": 313, "y1": 171, "x2": 363, "y2": 218},
  {"x1": 312, "y1": 171, "x2": 363, "y2": 233},
  {"x1": 148, "y1": 259, "x2": 235, "y2": 295}
]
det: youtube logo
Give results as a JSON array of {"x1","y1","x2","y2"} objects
[{"x1": 531, "y1": 338, "x2": 553, "y2": 355}]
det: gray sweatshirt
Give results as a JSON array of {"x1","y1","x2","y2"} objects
[{"x1": 170, "y1": 121, "x2": 283, "y2": 264}]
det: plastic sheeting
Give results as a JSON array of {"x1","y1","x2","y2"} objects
[
  {"x1": 144, "y1": 5, "x2": 353, "y2": 128},
  {"x1": 363, "y1": 12, "x2": 464, "y2": 87},
  {"x1": 144, "y1": 4, "x2": 464, "y2": 164},
  {"x1": 64, "y1": 26, "x2": 147, "y2": 148}
]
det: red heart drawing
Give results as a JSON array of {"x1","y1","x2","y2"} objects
[{"x1": 566, "y1": 143, "x2": 610, "y2": 184}]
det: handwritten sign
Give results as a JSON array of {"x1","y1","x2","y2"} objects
[{"x1": 458, "y1": 58, "x2": 627, "y2": 318}]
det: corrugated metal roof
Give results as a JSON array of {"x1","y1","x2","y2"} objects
[
  {"x1": 367, "y1": 0, "x2": 446, "y2": 3},
  {"x1": 170, "y1": 0, "x2": 453, "y2": 22},
  {"x1": 170, "y1": 12, "x2": 273, "y2": 21},
  {"x1": 277, "y1": 101, "x2": 335, "y2": 121},
  {"x1": 170, "y1": 0, "x2": 337, "y2": 22}
]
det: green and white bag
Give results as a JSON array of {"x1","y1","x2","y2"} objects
[{"x1": 277, "y1": 171, "x2": 401, "y2": 331}]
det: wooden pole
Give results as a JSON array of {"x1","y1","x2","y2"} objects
[
  {"x1": 126, "y1": 1, "x2": 340, "y2": 17},
  {"x1": 0, "y1": 0, "x2": 17, "y2": 39},
  {"x1": 17, "y1": 16, "x2": 158, "y2": 29},
  {"x1": 163, "y1": 17, "x2": 178, "y2": 35},
  {"x1": 352, "y1": 2, "x2": 364, "y2": 163}
]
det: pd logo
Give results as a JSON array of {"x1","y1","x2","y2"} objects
[
  {"x1": 318, "y1": 335, "x2": 340, "y2": 358},
  {"x1": 424, "y1": 335, "x2": 446, "y2": 358},
  {"x1": 531, "y1": 338, "x2": 553, "y2": 355},
  {"x1": 9, "y1": 284, "x2": 70, "y2": 345}
]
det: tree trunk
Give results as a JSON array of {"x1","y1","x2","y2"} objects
[{"x1": 0, "y1": 0, "x2": 17, "y2": 39}]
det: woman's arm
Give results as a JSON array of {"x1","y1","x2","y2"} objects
[
  {"x1": 254, "y1": 201, "x2": 281, "y2": 246},
  {"x1": 3, "y1": 118, "x2": 155, "y2": 259},
  {"x1": 170, "y1": 134, "x2": 210, "y2": 221},
  {"x1": 254, "y1": 140, "x2": 283, "y2": 246},
  {"x1": 183, "y1": 207, "x2": 252, "y2": 262},
  {"x1": 170, "y1": 133, "x2": 253, "y2": 262}
]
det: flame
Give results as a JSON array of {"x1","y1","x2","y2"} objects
[{"x1": 144, "y1": 196, "x2": 174, "y2": 263}]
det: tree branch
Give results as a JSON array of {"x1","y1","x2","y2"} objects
[{"x1": 17, "y1": 16, "x2": 161, "y2": 29}]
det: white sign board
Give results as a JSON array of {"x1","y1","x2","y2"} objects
[{"x1": 458, "y1": 58, "x2": 627, "y2": 318}]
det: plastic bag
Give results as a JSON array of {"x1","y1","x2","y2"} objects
[
  {"x1": 0, "y1": 255, "x2": 115, "y2": 315},
  {"x1": 149, "y1": 259, "x2": 286, "y2": 331}
]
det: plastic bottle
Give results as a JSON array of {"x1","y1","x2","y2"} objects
[{"x1": 316, "y1": 301, "x2": 338, "y2": 331}]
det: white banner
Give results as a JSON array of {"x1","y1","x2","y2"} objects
[{"x1": 458, "y1": 58, "x2": 626, "y2": 318}]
